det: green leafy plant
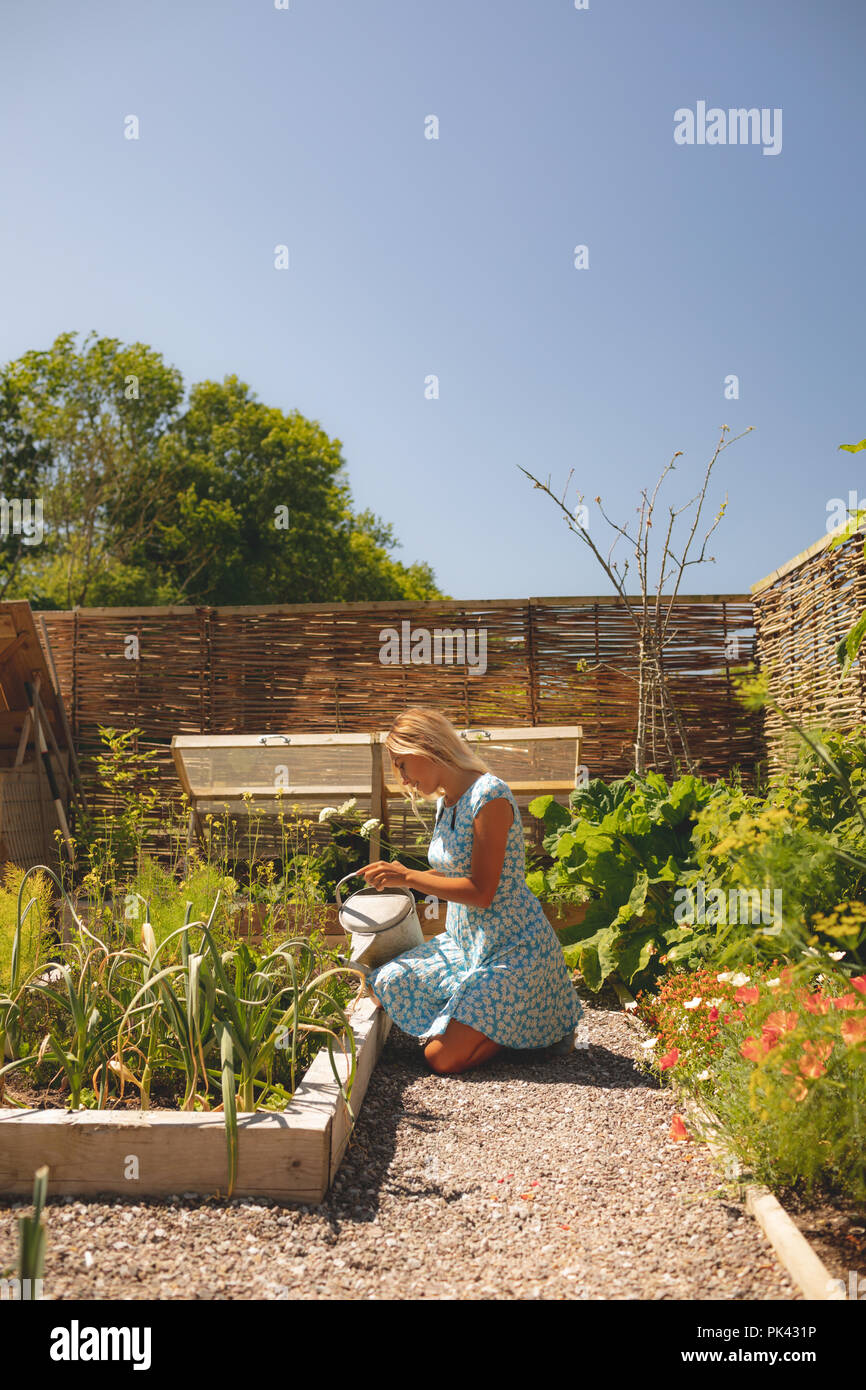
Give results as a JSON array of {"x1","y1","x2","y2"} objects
[
  {"x1": 118, "y1": 859, "x2": 239, "y2": 958},
  {"x1": 0, "y1": 866, "x2": 73, "y2": 1101},
  {"x1": 681, "y1": 785, "x2": 866, "y2": 975},
  {"x1": 529, "y1": 771, "x2": 721, "y2": 990},
  {"x1": 73, "y1": 726, "x2": 162, "y2": 886},
  {"x1": 0, "y1": 864, "x2": 53, "y2": 993}
]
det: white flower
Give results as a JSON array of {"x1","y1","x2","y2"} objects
[
  {"x1": 624, "y1": 1000, "x2": 638, "y2": 1012},
  {"x1": 706, "y1": 997, "x2": 724, "y2": 1009},
  {"x1": 696, "y1": 1069, "x2": 710, "y2": 1081},
  {"x1": 683, "y1": 997, "x2": 702, "y2": 1009},
  {"x1": 766, "y1": 977, "x2": 781, "y2": 988},
  {"x1": 829, "y1": 951, "x2": 846, "y2": 961},
  {"x1": 716, "y1": 971, "x2": 734, "y2": 983},
  {"x1": 318, "y1": 806, "x2": 338, "y2": 823},
  {"x1": 640, "y1": 1038, "x2": 657, "y2": 1050},
  {"x1": 730, "y1": 972, "x2": 750, "y2": 988},
  {"x1": 359, "y1": 818, "x2": 382, "y2": 839},
  {"x1": 337, "y1": 798, "x2": 357, "y2": 815}
]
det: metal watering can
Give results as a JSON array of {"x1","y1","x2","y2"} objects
[{"x1": 336, "y1": 870, "x2": 425, "y2": 974}]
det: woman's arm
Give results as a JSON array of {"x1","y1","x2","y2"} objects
[{"x1": 360, "y1": 797, "x2": 514, "y2": 909}]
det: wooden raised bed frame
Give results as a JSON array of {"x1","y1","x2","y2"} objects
[{"x1": 0, "y1": 995, "x2": 390, "y2": 1203}]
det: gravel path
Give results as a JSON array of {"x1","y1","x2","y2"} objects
[{"x1": 0, "y1": 993, "x2": 800, "y2": 1300}]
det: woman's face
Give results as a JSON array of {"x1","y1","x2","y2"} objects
[{"x1": 390, "y1": 750, "x2": 442, "y2": 797}]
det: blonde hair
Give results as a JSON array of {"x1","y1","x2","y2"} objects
[{"x1": 385, "y1": 708, "x2": 489, "y2": 802}]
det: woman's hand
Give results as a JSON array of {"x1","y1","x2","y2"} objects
[{"x1": 360, "y1": 860, "x2": 412, "y2": 892}]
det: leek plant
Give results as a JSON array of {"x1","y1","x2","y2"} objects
[
  {"x1": 26, "y1": 945, "x2": 125, "y2": 1110},
  {"x1": 19, "y1": 1165, "x2": 49, "y2": 1297}
]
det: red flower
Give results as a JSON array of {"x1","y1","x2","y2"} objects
[
  {"x1": 739, "y1": 1036, "x2": 767, "y2": 1063},
  {"x1": 798, "y1": 1040, "x2": 834, "y2": 1079},
  {"x1": 669, "y1": 1113, "x2": 691, "y2": 1141},
  {"x1": 765, "y1": 1010, "x2": 798, "y2": 1034},
  {"x1": 831, "y1": 993, "x2": 861, "y2": 1011},
  {"x1": 659, "y1": 1047, "x2": 679, "y2": 1070},
  {"x1": 734, "y1": 985, "x2": 760, "y2": 1005},
  {"x1": 708, "y1": 1006, "x2": 719, "y2": 1022},
  {"x1": 851, "y1": 975, "x2": 866, "y2": 995},
  {"x1": 841, "y1": 1016, "x2": 866, "y2": 1047},
  {"x1": 799, "y1": 989, "x2": 831, "y2": 1015},
  {"x1": 789, "y1": 1077, "x2": 809, "y2": 1102}
]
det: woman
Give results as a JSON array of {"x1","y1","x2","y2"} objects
[{"x1": 360, "y1": 708, "x2": 583, "y2": 1075}]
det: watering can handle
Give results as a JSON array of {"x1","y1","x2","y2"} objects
[{"x1": 335, "y1": 869, "x2": 415, "y2": 911}]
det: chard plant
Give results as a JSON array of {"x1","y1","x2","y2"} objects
[{"x1": 529, "y1": 771, "x2": 721, "y2": 990}]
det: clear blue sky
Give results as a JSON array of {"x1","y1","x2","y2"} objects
[{"x1": 1, "y1": 0, "x2": 864, "y2": 600}]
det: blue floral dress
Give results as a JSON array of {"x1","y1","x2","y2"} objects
[{"x1": 367, "y1": 773, "x2": 583, "y2": 1048}]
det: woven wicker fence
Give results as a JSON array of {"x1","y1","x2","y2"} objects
[
  {"x1": 36, "y1": 595, "x2": 763, "y2": 850},
  {"x1": 751, "y1": 525, "x2": 866, "y2": 776}
]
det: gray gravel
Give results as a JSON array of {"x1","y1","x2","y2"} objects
[{"x1": 0, "y1": 995, "x2": 800, "y2": 1300}]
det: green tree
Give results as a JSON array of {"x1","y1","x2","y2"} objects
[
  {"x1": 1, "y1": 331, "x2": 442, "y2": 607},
  {"x1": 3, "y1": 330, "x2": 184, "y2": 607},
  {"x1": 128, "y1": 374, "x2": 440, "y2": 604},
  {"x1": 0, "y1": 371, "x2": 51, "y2": 596}
]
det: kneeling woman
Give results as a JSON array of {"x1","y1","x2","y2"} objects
[{"x1": 360, "y1": 708, "x2": 583, "y2": 1075}]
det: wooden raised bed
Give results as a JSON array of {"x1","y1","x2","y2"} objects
[
  {"x1": 0, "y1": 995, "x2": 389, "y2": 1202},
  {"x1": 14, "y1": 893, "x2": 587, "y2": 1200}
]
